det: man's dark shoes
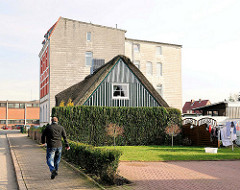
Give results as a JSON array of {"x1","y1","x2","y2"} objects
[{"x1": 51, "y1": 170, "x2": 57, "y2": 179}]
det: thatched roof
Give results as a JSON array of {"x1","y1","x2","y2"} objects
[{"x1": 55, "y1": 55, "x2": 169, "y2": 107}]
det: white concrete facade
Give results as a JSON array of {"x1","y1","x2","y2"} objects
[{"x1": 125, "y1": 38, "x2": 182, "y2": 110}]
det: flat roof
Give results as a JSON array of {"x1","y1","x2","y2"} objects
[{"x1": 126, "y1": 37, "x2": 182, "y2": 47}]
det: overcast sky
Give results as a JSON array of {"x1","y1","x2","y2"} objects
[{"x1": 0, "y1": 0, "x2": 239, "y2": 106}]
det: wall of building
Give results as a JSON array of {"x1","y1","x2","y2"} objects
[
  {"x1": 125, "y1": 39, "x2": 182, "y2": 110},
  {"x1": 0, "y1": 101, "x2": 40, "y2": 128},
  {"x1": 39, "y1": 18, "x2": 183, "y2": 125},
  {"x1": 45, "y1": 18, "x2": 125, "y2": 124}
]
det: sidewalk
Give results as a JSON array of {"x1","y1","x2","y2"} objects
[
  {"x1": 0, "y1": 132, "x2": 18, "y2": 190},
  {"x1": 7, "y1": 133, "x2": 100, "y2": 190}
]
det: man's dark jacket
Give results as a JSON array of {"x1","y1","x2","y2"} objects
[{"x1": 41, "y1": 123, "x2": 69, "y2": 148}]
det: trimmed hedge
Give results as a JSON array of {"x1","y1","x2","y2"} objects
[
  {"x1": 52, "y1": 106, "x2": 182, "y2": 146},
  {"x1": 62, "y1": 140, "x2": 122, "y2": 184}
]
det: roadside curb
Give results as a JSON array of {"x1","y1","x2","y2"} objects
[
  {"x1": 32, "y1": 137, "x2": 106, "y2": 190},
  {"x1": 6, "y1": 134, "x2": 28, "y2": 190},
  {"x1": 61, "y1": 159, "x2": 106, "y2": 190}
]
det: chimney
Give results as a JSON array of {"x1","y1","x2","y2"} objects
[{"x1": 191, "y1": 99, "x2": 194, "y2": 103}]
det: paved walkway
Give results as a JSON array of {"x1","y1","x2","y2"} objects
[
  {"x1": 7, "y1": 132, "x2": 100, "y2": 190},
  {"x1": 118, "y1": 161, "x2": 240, "y2": 190},
  {"x1": 4, "y1": 130, "x2": 240, "y2": 190},
  {"x1": 0, "y1": 131, "x2": 18, "y2": 190}
]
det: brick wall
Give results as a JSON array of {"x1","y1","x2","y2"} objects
[
  {"x1": 8, "y1": 108, "x2": 25, "y2": 119},
  {"x1": 26, "y1": 107, "x2": 40, "y2": 119},
  {"x1": 0, "y1": 107, "x2": 6, "y2": 119}
]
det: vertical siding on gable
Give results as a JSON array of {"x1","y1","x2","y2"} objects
[{"x1": 84, "y1": 60, "x2": 160, "y2": 107}]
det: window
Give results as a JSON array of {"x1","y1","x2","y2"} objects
[
  {"x1": 0, "y1": 120, "x2": 6, "y2": 124},
  {"x1": 8, "y1": 103, "x2": 19, "y2": 108},
  {"x1": 33, "y1": 103, "x2": 39, "y2": 107},
  {"x1": 40, "y1": 107, "x2": 42, "y2": 122},
  {"x1": 46, "y1": 105, "x2": 48, "y2": 122},
  {"x1": 19, "y1": 104, "x2": 25, "y2": 108},
  {"x1": 156, "y1": 46, "x2": 162, "y2": 55},
  {"x1": 26, "y1": 104, "x2": 32, "y2": 107},
  {"x1": 134, "y1": 44, "x2": 140, "y2": 52},
  {"x1": 146, "y1": 62, "x2": 152, "y2": 75},
  {"x1": 156, "y1": 62, "x2": 162, "y2": 76},
  {"x1": 0, "y1": 103, "x2": 6, "y2": 107},
  {"x1": 43, "y1": 106, "x2": 45, "y2": 122},
  {"x1": 134, "y1": 60, "x2": 140, "y2": 69},
  {"x1": 85, "y1": 52, "x2": 93, "y2": 66},
  {"x1": 112, "y1": 84, "x2": 129, "y2": 99},
  {"x1": 86, "y1": 32, "x2": 91, "y2": 41},
  {"x1": 156, "y1": 84, "x2": 163, "y2": 96}
]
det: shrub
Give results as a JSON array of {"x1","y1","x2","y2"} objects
[{"x1": 62, "y1": 140, "x2": 122, "y2": 184}]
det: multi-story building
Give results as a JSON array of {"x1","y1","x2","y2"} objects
[
  {"x1": 39, "y1": 17, "x2": 182, "y2": 125},
  {"x1": 125, "y1": 38, "x2": 182, "y2": 109},
  {"x1": 0, "y1": 100, "x2": 39, "y2": 128}
]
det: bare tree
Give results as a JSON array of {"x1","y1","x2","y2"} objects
[
  {"x1": 105, "y1": 123, "x2": 124, "y2": 147},
  {"x1": 165, "y1": 124, "x2": 181, "y2": 149}
]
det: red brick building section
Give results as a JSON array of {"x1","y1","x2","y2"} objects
[
  {"x1": 182, "y1": 99, "x2": 211, "y2": 114},
  {"x1": 0, "y1": 100, "x2": 39, "y2": 129}
]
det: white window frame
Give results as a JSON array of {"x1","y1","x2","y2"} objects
[
  {"x1": 112, "y1": 83, "x2": 129, "y2": 99},
  {"x1": 146, "y1": 61, "x2": 153, "y2": 75},
  {"x1": 85, "y1": 52, "x2": 93, "y2": 66},
  {"x1": 156, "y1": 62, "x2": 162, "y2": 76},
  {"x1": 156, "y1": 46, "x2": 162, "y2": 55},
  {"x1": 134, "y1": 44, "x2": 140, "y2": 53},
  {"x1": 156, "y1": 84, "x2": 163, "y2": 96},
  {"x1": 134, "y1": 60, "x2": 140, "y2": 69},
  {"x1": 86, "y1": 32, "x2": 91, "y2": 41}
]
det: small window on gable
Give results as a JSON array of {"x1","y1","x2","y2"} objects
[
  {"x1": 85, "y1": 52, "x2": 93, "y2": 66},
  {"x1": 87, "y1": 32, "x2": 91, "y2": 41},
  {"x1": 134, "y1": 44, "x2": 140, "y2": 52},
  {"x1": 156, "y1": 46, "x2": 162, "y2": 55},
  {"x1": 134, "y1": 60, "x2": 140, "y2": 69},
  {"x1": 146, "y1": 62, "x2": 152, "y2": 75},
  {"x1": 112, "y1": 83, "x2": 129, "y2": 99}
]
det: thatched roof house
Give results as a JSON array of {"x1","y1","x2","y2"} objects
[{"x1": 56, "y1": 55, "x2": 169, "y2": 107}]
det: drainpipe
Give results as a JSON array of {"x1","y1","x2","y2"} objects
[
  {"x1": 24, "y1": 103, "x2": 27, "y2": 125},
  {"x1": 132, "y1": 41, "x2": 134, "y2": 62},
  {"x1": 6, "y1": 100, "x2": 8, "y2": 126}
]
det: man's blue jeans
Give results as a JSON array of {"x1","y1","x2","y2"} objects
[{"x1": 46, "y1": 147, "x2": 62, "y2": 172}]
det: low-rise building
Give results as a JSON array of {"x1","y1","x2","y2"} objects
[
  {"x1": 182, "y1": 99, "x2": 211, "y2": 115},
  {"x1": 0, "y1": 100, "x2": 39, "y2": 129}
]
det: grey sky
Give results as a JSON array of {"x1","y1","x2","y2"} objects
[{"x1": 0, "y1": 0, "x2": 239, "y2": 105}]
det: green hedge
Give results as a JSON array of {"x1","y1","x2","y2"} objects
[
  {"x1": 62, "y1": 140, "x2": 122, "y2": 184},
  {"x1": 52, "y1": 106, "x2": 182, "y2": 146}
]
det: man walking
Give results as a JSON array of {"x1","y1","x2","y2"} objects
[{"x1": 41, "y1": 117, "x2": 70, "y2": 179}]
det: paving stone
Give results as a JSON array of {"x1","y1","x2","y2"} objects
[
  {"x1": 8, "y1": 133, "x2": 99, "y2": 190},
  {"x1": 118, "y1": 160, "x2": 240, "y2": 190}
]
